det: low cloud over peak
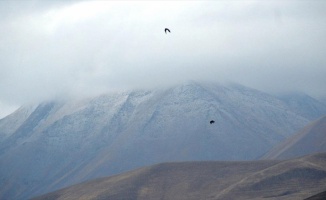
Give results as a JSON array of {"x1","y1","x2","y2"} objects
[{"x1": 1, "y1": 1, "x2": 326, "y2": 110}]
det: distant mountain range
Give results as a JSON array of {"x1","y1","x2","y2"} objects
[
  {"x1": 262, "y1": 115, "x2": 326, "y2": 160},
  {"x1": 1, "y1": 81, "x2": 326, "y2": 199},
  {"x1": 33, "y1": 153, "x2": 326, "y2": 200}
]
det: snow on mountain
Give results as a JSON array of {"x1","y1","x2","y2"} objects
[
  {"x1": 0, "y1": 105, "x2": 37, "y2": 141},
  {"x1": 0, "y1": 81, "x2": 324, "y2": 199},
  {"x1": 277, "y1": 93, "x2": 326, "y2": 121}
]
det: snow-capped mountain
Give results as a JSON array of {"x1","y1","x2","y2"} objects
[{"x1": 0, "y1": 81, "x2": 324, "y2": 199}]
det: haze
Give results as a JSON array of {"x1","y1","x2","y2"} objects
[{"x1": 1, "y1": 1, "x2": 326, "y2": 118}]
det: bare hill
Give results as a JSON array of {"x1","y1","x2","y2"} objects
[
  {"x1": 263, "y1": 116, "x2": 326, "y2": 160},
  {"x1": 33, "y1": 153, "x2": 326, "y2": 200}
]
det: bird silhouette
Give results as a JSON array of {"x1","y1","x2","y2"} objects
[
  {"x1": 165, "y1": 28, "x2": 170, "y2": 34},
  {"x1": 210, "y1": 120, "x2": 215, "y2": 124}
]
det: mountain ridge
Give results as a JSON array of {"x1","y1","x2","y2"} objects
[
  {"x1": 262, "y1": 115, "x2": 326, "y2": 160},
  {"x1": 33, "y1": 153, "x2": 326, "y2": 200},
  {"x1": 1, "y1": 81, "x2": 325, "y2": 199}
]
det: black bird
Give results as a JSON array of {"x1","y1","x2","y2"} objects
[
  {"x1": 210, "y1": 120, "x2": 215, "y2": 124},
  {"x1": 165, "y1": 28, "x2": 170, "y2": 34}
]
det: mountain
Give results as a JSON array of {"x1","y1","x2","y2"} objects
[
  {"x1": 0, "y1": 81, "x2": 324, "y2": 199},
  {"x1": 0, "y1": 105, "x2": 37, "y2": 141},
  {"x1": 33, "y1": 153, "x2": 326, "y2": 200},
  {"x1": 262, "y1": 115, "x2": 326, "y2": 160},
  {"x1": 277, "y1": 93, "x2": 326, "y2": 120}
]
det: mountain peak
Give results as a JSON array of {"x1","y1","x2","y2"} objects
[{"x1": 1, "y1": 82, "x2": 325, "y2": 199}]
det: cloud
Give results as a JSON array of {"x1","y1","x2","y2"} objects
[{"x1": 0, "y1": 0, "x2": 326, "y2": 111}]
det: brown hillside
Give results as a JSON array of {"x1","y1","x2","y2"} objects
[
  {"x1": 33, "y1": 153, "x2": 326, "y2": 200},
  {"x1": 263, "y1": 116, "x2": 326, "y2": 159}
]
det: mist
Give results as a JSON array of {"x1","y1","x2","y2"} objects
[{"x1": 1, "y1": 1, "x2": 326, "y2": 118}]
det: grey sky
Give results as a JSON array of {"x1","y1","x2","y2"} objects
[{"x1": 1, "y1": 1, "x2": 326, "y2": 118}]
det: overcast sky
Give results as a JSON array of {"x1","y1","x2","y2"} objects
[{"x1": 1, "y1": 0, "x2": 326, "y2": 118}]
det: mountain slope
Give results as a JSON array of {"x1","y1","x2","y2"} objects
[
  {"x1": 262, "y1": 115, "x2": 326, "y2": 160},
  {"x1": 0, "y1": 82, "x2": 324, "y2": 199},
  {"x1": 0, "y1": 105, "x2": 37, "y2": 142},
  {"x1": 305, "y1": 191, "x2": 326, "y2": 200},
  {"x1": 278, "y1": 93, "x2": 326, "y2": 120},
  {"x1": 33, "y1": 153, "x2": 326, "y2": 200}
]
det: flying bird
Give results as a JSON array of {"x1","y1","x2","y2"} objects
[
  {"x1": 210, "y1": 120, "x2": 215, "y2": 124},
  {"x1": 165, "y1": 28, "x2": 170, "y2": 34}
]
